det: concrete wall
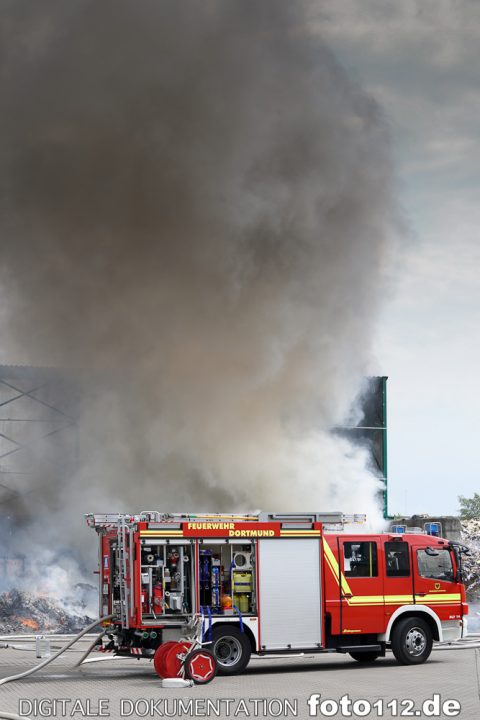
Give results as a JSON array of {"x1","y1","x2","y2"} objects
[{"x1": 389, "y1": 515, "x2": 462, "y2": 542}]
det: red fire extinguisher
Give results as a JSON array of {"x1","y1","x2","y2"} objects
[{"x1": 152, "y1": 582, "x2": 163, "y2": 613}]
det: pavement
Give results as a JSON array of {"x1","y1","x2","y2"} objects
[{"x1": 0, "y1": 640, "x2": 479, "y2": 720}]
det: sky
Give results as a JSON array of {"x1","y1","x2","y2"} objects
[{"x1": 315, "y1": 0, "x2": 480, "y2": 516}]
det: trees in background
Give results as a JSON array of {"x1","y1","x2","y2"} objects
[{"x1": 458, "y1": 493, "x2": 480, "y2": 520}]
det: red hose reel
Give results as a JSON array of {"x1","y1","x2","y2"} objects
[{"x1": 153, "y1": 641, "x2": 217, "y2": 684}]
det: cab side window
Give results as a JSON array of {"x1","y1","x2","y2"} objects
[
  {"x1": 417, "y1": 549, "x2": 454, "y2": 582},
  {"x1": 343, "y1": 541, "x2": 378, "y2": 577},
  {"x1": 385, "y1": 542, "x2": 410, "y2": 577}
]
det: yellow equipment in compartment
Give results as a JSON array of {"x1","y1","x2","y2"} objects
[{"x1": 232, "y1": 570, "x2": 252, "y2": 614}]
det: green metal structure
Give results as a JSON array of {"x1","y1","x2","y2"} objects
[{"x1": 339, "y1": 376, "x2": 389, "y2": 518}]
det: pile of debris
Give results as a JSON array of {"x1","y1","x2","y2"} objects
[
  {"x1": 461, "y1": 520, "x2": 480, "y2": 601},
  {"x1": 0, "y1": 588, "x2": 94, "y2": 634}
]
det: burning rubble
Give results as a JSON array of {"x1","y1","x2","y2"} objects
[
  {"x1": 0, "y1": 541, "x2": 98, "y2": 634},
  {"x1": 0, "y1": 587, "x2": 95, "y2": 635},
  {"x1": 461, "y1": 520, "x2": 480, "y2": 601}
]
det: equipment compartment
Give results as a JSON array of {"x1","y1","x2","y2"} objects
[
  {"x1": 139, "y1": 540, "x2": 194, "y2": 620},
  {"x1": 199, "y1": 542, "x2": 256, "y2": 615}
]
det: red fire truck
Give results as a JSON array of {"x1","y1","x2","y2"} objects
[{"x1": 86, "y1": 511, "x2": 469, "y2": 681}]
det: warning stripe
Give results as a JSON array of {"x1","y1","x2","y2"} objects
[
  {"x1": 418, "y1": 593, "x2": 461, "y2": 600},
  {"x1": 140, "y1": 530, "x2": 183, "y2": 536},
  {"x1": 339, "y1": 593, "x2": 461, "y2": 604},
  {"x1": 323, "y1": 539, "x2": 352, "y2": 595},
  {"x1": 280, "y1": 530, "x2": 321, "y2": 536},
  {"x1": 418, "y1": 601, "x2": 462, "y2": 604}
]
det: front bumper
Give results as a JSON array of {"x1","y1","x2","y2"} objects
[{"x1": 440, "y1": 618, "x2": 467, "y2": 643}]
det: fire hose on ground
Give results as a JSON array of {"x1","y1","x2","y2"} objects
[
  {"x1": 0, "y1": 614, "x2": 113, "y2": 687},
  {"x1": 0, "y1": 613, "x2": 215, "y2": 689},
  {"x1": 433, "y1": 637, "x2": 480, "y2": 650}
]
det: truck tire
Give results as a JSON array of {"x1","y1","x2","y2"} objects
[
  {"x1": 211, "y1": 626, "x2": 251, "y2": 675},
  {"x1": 391, "y1": 617, "x2": 433, "y2": 665},
  {"x1": 349, "y1": 651, "x2": 380, "y2": 663}
]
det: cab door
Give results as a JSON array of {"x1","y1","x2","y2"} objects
[
  {"x1": 383, "y1": 539, "x2": 414, "y2": 627},
  {"x1": 412, "y1": 544, "x2": 463, "y2": 629},
  {"x1": 337, "y1": 536, "x2": 384, "y2": 635}
]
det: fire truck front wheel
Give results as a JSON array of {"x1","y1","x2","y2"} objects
[
  {"x1": 391, "y1": 617, "x2": 433, "y2": 665},
  {"x1": 211, "y1": 627, "x2": 251, "y2": 675}
]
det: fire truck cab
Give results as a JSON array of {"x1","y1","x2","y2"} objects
[{"x1": 86, "y1": 511, "x2": 469, "y2": 675}]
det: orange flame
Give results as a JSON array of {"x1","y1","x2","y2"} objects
[{"x1": 16, "y1": 617, "x2": 40, "y2": 631}]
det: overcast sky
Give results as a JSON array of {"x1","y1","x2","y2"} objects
[{"x1": 315, "y1": 0, "x2": 480, "y2": 516}]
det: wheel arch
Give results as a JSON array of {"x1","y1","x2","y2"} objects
[{"x1": 383, "y1": 606, "x2": 441, "y2": 643}]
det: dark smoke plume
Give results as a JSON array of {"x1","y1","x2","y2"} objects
[{"x1": 0, "y1": 0, "x2": 393, "y2": 579}]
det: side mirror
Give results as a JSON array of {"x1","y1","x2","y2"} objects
[{"x1": 449, "y1": 543, "x2": 468, "y2": 583}]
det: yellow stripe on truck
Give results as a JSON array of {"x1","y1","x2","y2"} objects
[
  {"x1": 280, "y1": 530, "x2": 322, "y2": 536},
  {"x1": 140, "y1": 531, "x2": 183, "y2": 536},
  {"x1": 323, "y1": 539, "x2": 352, "y2": 595},
  {"x1": 346, "y1": 594, "x2": 461, "y2": 606}
]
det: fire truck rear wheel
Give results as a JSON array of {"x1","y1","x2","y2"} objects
[
  {"x1": 211, "y1": 627, "x2": 251, "y2": 675},
  {"x1": 348, "y1": 651, "x2": 379, "y2": 663},
  {"x1": 391, "y1": 617, "x2": 433, "y2": 665}
]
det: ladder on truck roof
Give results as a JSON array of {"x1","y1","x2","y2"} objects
[
  {"x1": 258, "y1": 512, "x2": 366, "y2": 528},
  {"x1": 86, "y1": 510, "x2": 366, "y2": 532}
]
